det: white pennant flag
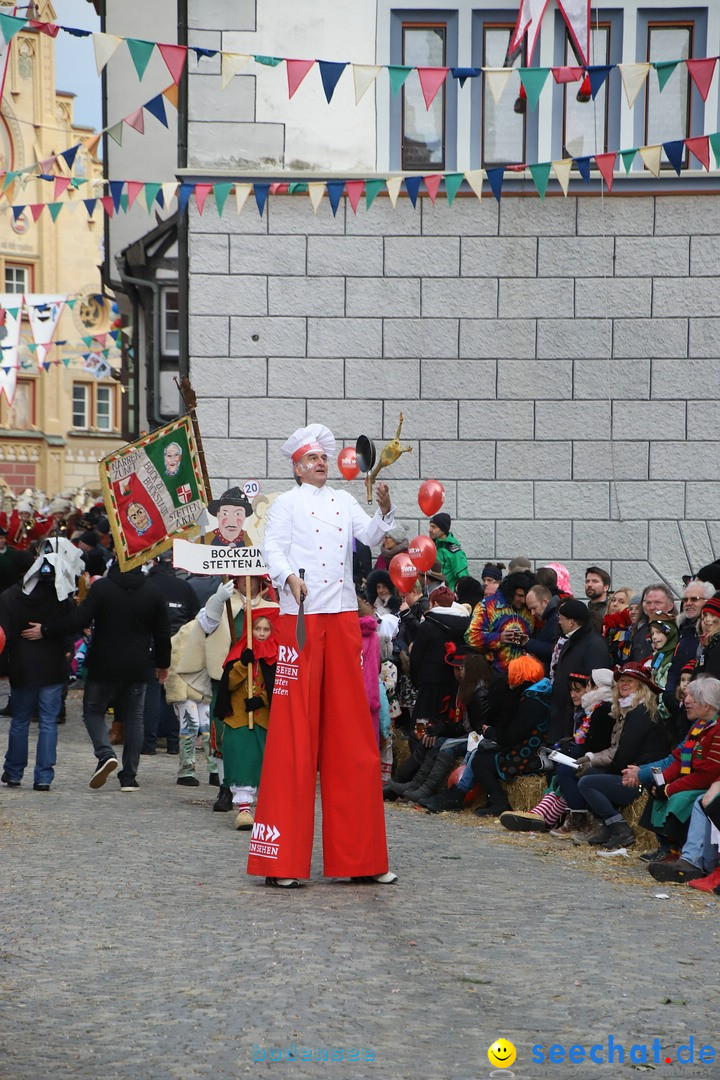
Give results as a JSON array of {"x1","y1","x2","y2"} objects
[
  {"x1": 234, "y1": 183, "x2": 252, "y2": 214},
  {"x1": 556, "y1": 0, "x2": 591, "y2": 65},
  {"x1": 308, "y1": 183, "x2": 326, "y2": 214},
  {"x1": 484, "y1": 67, "x2": 515, "y2": 105},
  {"x1": 162, "y1": 182, "x2": 178, "y2": 206},
  {"x1": 352, "y1": 64, "x2": 382, "y2": 105},
  {"x1": 553, "y1": 159, "x2": 573, "y2": 195},
  {"x1": 93, "y1": 33, "x2": 123, "y2": 76},
  {"x1": 618, "y1": 62, "x2": 650, "y2": 108},
  {"x1": 26, "y1": 294, "x2": 66, "y2": 367},
  {"x1": 221, "y1": 52, "x2": 252, "y2": 91},
  {"x1": 386, "y1": 177, "x2": 403, "y2": 208},
  {"x1": 0, "y1": 295, "x2": 22, "y2": 406},
  {"x1": 639, "y1": 145, "x2": 662, "y2": 177},
  {"x1": 464, "y1": 170, "x2": 484, "y2": 200}
]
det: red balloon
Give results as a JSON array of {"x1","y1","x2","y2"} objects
[
  {"x1": 337, "y1": 447, "x2": 359, "y2": 481},
  {"x1": 408, "y1": 534, "x2": 437, "y2": 572},
  {"x1": 418, "y1": 479, "x2": 445, "y2": 517},
  {"x1": 388, "y1": 553, "x2": 419, "y2": 594}
]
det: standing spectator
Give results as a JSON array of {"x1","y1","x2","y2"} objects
[
  {"x1": 602, "y1": 587, "x2": 634, "y2": 665},
  {"x1": 465, "y1": 571, "x2": 536, "y2": 674},
  {"x1": 480, "y1": 563, "x2": 504, "y2": 597},
  {"x1": 455, "y1": 576, "x2": 485, "y2": 615},
  {"x1": 428, "y1": 514, "x2": 468, "y2": 592},
  {"x1": 629, "y1": 584, "x2": 676, "y2": 662},
  {"x1": 373, "y1": 524, "x2": 408, "y2": 571},
  {"x1": 365, "y1": 569, "x2": 401, "y2": 617},
  {"x1": 543, "y1": 563, "x2": 573, "y2": 597},
  {"x1": 397, "y1": 580, "x2": 428, "y2": 646},
  {"x1": 523, "y1": 585, "x2": 561, "y2": 669},
  {"x1": 508, "y1": 557, "x2": 532, "y2": 574},
  {"x1": 23, "y1": 563, "x2": 171, "y2": 792},
  {"x1": 695, "y1": 597, "x2": 720, "y2": 679},
  {"x1": 665, "y1": 581, "x2": 715, "y2": 697},
  {"x1": 584, "y1": 565, "x2": 611, "y2": 628},
  {"x1": 547, "y1": 599, "x2": 612, "y2": 744},
  {"x1": 0, "y1": 526, "x2": 25, "y2": 592}
]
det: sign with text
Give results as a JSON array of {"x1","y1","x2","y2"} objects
[{"x1": 173, "y1": 538, "x2": 267, "y2": 576}]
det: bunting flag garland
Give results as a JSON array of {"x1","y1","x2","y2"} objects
[
  {"x1": 619, "y1": 62, "x2": 651, "y2": 108},
  {"x1": 353, "y1": 64, "x2": 381, "y2": 104},
  {"x1": 0, "y1": 296, "x2": 22, "y2": 405},
  {"x1": 687, "y1": 57, "x2": 717, "y2": 102},
  {"x1": 416, "y1": 67, "x2": 449, "y2": 109}
]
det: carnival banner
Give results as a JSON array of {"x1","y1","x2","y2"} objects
[
  {"x1": 0, "y1": 294, "x2": 22, "y2": 405},
  {"x1": 99, "y1": 415, "x2": 209, "y2": 570},
  {"x1": 26, "y1": 294, "x2": 65, "y2": 366}
]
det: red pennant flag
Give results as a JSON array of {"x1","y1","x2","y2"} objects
[
  {"x1": 686, "y1": 134, "x2": 710, "y2": 170},
  {"x1": 552, "y1": 66, "x2": 584, "y2": 84},
  {"x1": 416, "y1": 66, "x2": 449, "y2": 109},
  {"x1": 423, "y1": 174, "x2": 442, "y2": 204},
  {"x1": 127, "y1": 180, "x2": 144, "y2": 208},
  {"x1": 53, "y1": 176, "x2": 71, "y2": 200},
  {"x1": 269, "y1": 183, "x2": 289, "y2": 195},
  {"x1": 194, "y1": 183, "x2": 213, "y2": 215},
  {"x1": 100, "y1": 195, "x2": 115, "y2": 218},
  {"x1": 686, "y1": 57, "x2": 716, "y2": 102},
  {"x1": 286, "y1": 58, "x2": 315, "y2": 98},
  {"x1": 125, "y1": 107, "x2": 145, "y2": 134},
  {"x1": 29, "y1": 20, "x2": 59, "y2": 38},
  {"x1": 594, "y1": 152, "x2": 617, "y2": 191},
  {"x1": 345, "y1": 180, "x2": 364, "y2": 215},
  {"x1": 93, "y1": 333, "x2": 108, "y2": 346},
  {"x1": 29, "y1": 204, "x2": 44, "y2": 222},
  {"x1": 158, "y1": 43, "x2": 187, "y2": 85}
]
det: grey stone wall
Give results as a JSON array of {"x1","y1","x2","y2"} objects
[{"x1": 187, "y1": 192, "x2": 719, "y2": 597}]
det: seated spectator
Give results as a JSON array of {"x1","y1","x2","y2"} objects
[
  {"x1": 629, "y1": 584, "x2": 676, "y2": 662},
  {"x1": 365, "y1": 569, "x2": 401, "y2": 617},
  {"x1": 547, "y1": 599, "x2": 612, "y2": 744},
  {"x1": 455, "y1": 576, "x2": 484, "y2": 615},
  {"x1": 373, "y1": 523, "x2": 408, "y2": 571},
  {"x1": 428, "y1": 514, "x2": 469, "y2": 592},
  {"x1": 664, "y1": 581, "x2": 714, "y2": 703},
  {"x1": 523, "y1": 585, "x2": 560, "y2": 669},
  {"x1": 663, "y1": 661, "x2": 695, "y2": 743},
  {"x1": 465, "y1": 570, "x2": 536, "y2": 674},
  {"x1": 585, "y1": 565, "x2": 611, "y2": 629},
  {"x1": 576, "y1": 662, "x2": 671, "y2": 849},
  {"x1": 481, "y1": 563, "x2": 505, "y2": 597},
  {"x1": 695, "y1": 596, "x2": 720, "y2": 679}
]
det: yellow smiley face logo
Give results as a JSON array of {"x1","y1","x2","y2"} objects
[{"x1": 488, "y1": 1039, "x2": 517, "y2": 1069}]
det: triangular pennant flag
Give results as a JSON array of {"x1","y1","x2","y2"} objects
[
  {"x1": 221, "y1": 52, "x2": 251, "y2": 90},
  {"x1": 60, "y1": 145, "x2": 80, "y2": 171},
  {"x1": 2, "y1": 170, "x2": 16, "y2": 191},
  {"x1": 386, "y1": 176, "x2": 403, "y2": 208},
  {"x1": 556, "y1": 0, "x2": 591, "y2": 65},
  {"x1": 594, "y1": 152, "x2": 617, "y2": 190},
  {"x1": 663, "y1": 139, "x2": 685, "y2": 176},
  {"x1": 53, "y1": 176, "x2": 71, "y2": 200},
  {"x1": 639, "y1": 144, "x2": 662, "y2": 177},
  {"x1": 47, "y1": 203, "x2": 62, "y2": 222},
  {"x1": 145, "y1": 94, "x2": 168, "y2": 127},
  {"x1": 587, "y1": 64, "x2": 612, "y2": 99},
  {"x1": 213, "y1": 182, "x2": 232, "y2": 217},
  {"x1": 345, "y1": 180, "x2": 364, "y2": 215},
  {"x1": 62, "y1": 357, "x2": 71, "y2": 367},
  {"x1": 100, "y1": 195, "x2": 115, "y2": 218},
  {"x1": 29, "y1": 20, "x2": 59, "y2": 39},
  {"x1": 126, "y1": 38, "x2": 155, "y2": 81},
  {"x1": 529, "y1": 161, "x2": 552, "y2": 199},
  {"x1": 127, "y1": 181, "x2": 144, "y2": 209},
  {"x1": 92, "y1": 32, "x2": 122, "y2": 75},
  {"x1": 686, "y1": 57, "x2": 717, "y2": 102},
  {"x1": 26, "y1": 294, "x2": 65, "y2": 367},
  {"x1": 686, "y1": 135, "x2": 710, "y2": 171},
  {"x1": 107, "y1": 122, "x2": 124, "y2": 146},
  {"x1": 144, "y1": 182, "x2": 162, "y2": 212},
  {"x1": 178, "y1": 182, "x2": 194, "y2": 215},
  {"x1": 155, "y1": 188, "x2": 165, "y2": 211},
  {"x1": 163, "y1": 83, "x2": 179, "y2": 110},
  {"x1": 326, "y1": 181, "x2": 345, "y2": 216},
  {"x1": 553, "y1": 66, "x2": 584, "y2": 84},
  {"x1": 3, "y1": 181, "x2": 14, "y2": 204},
  {"x1": 416, "y1": 67, "x2": 449, "y2": 109},
  {"x1": 254, "y1": 183, "x2": 270, "y2": 217},
  {"x1": 83, "y1": 133, "x2": 101, "y2": 158},
  {"x1": 444, "y1": 172, "x2": 464, "y2": 205},
  {"x1": 401, "y1": 176, "x2": 419, "y2": 208},
  {"x1": 286, "y1": 58, "x2": 315, "y2": 98},
  {"x1": 484, "y1": 67, "x2": 515, "y2": 105},
  {"x1": 620, "y1": 148, "x2": 637, "y2": 173},
  {"x1": 235, "y1": 183, "x2": 252, "y2": 213},
  {"x1": 194, "y1": 183, "x2": 213, "y2": 215},
  {"x1": 161, "y1": 182, "x2": 178, "y2": 206},
  {"x1": 124, "y1": 107, "x2": 145, "y2": 134},
  {"x1": 318, "y1": 60, "x2": 348, "y2": 103},
  {"x1": 486, "y1": 167, "x2": 504, "y2": 204},
  {"x1": 157, "y1": 42, "x2": 187, "y2": 85},
  {"x1": 365, "y1": 179, "x2": 384, "y2": 209},
  {"x1": 82, "y1": 336, "x2": 93, "y2": 347},
  {"x1": 308, "y1": 182, "x2": 325, "y2": 213},
  {"x1": 387, "y1": 65, "x2": 412, "y2": 96},
  {"x1": 83, "y1": 198, "x2": 97, "y2": 217},
  {"x1": 709, "y1": 133, "x2": 720, "y2": 168},
  {"x1": 553, "y1": 158, "x2": 572, "y2": 195},
  {"x1": 254, "y1": 54, "x2": 282, "y2": 67},
  {"x1": 11, "y1": 205, "x2": 25, "y2": 222},
  {"x1": 29, "y1": 203, "x2": 44, "y2": 222},
  {"x1": 618, "y1": 62, "x2": 650, "y2": 108},
  {"x1": 464, "y1": 169, "x2": 484, "y2": 200},
  {"x1": 0, "y1": 13, "x2": 26, "y2": 44},
  {"x1": 574, "y1": 155, "x2": 591, "y2": 183},
  {"x1": 654, "y1": 59, "x2": 679, "y2": 92},
  {"x1": 450, "y1": 67, "x2": 480, "y2": 88},
  {"x1": 423, "y1": 174, "x2": 442, "y2": 204},
  {"x1": 518, "y1": 66, "x2": 550, "y2": 110},
  {"x1": 109, "y1": 180, "x2": 124, "y2": 212},
  {"x1": 352, "y1": 64, "x2": 381, "y2": 104}
]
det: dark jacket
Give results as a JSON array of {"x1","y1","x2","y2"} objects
[
  {"x1": 147, "y1": 562, "x2": 200, "y2": 636},
  {"x1": 410, "y1": 611, "x2": 470, "y2": 689},
  {"x1": 695, "y1": 632, "x2": 720, "y2": 680},
  {"x1": 42, "y1": 565, "x2": 171, "y2": 682},
  {"x1": 525, "y1": 595, "x2": 560, "y2": 667},
  {"x1": 398, "y1": 594, "x2": 429, "y2": 646},
  {"x1": 365, "y1": 569, "x2": 401, "y2": 615},
  {"x1": 486, "y1": 678, "x2": 550, "y2": 751},
  {"x1": 604, "y1": 704, "x2": 670, "y2": 774},
  {"x1": 0, "y1": 580, "x2": 74, "y2": 688},
  {"x1": 547, "y1": 624, "x2": 612, "y2": 744},
  {"x1": 629, "y1": 620, "x2": 654, "y2": 663}
]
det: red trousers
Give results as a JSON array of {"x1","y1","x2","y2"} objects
[{"x1": 246, "y1": 612, "x2": 389, "y2": 880}]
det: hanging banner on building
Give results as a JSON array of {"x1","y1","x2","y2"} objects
[
  {"x1": 26, "y1": 293, "x2": 65, "y2": 365},
  {"x1": 0, "y1": 295, "x2": 22, "y2": 405},
  {"x1": 99, "y1": 415, "x2": 209, "y2": 570},
  {"x1": 0, "y1": 6, "x2": 17, "y2": 104},
  {"x1": 172, "y1": 538, "x2": 267, "y2": 576}
]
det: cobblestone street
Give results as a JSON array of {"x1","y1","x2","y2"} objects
[{"x1": 1, "y1": 687, "x2": 718, "y2": 1080}]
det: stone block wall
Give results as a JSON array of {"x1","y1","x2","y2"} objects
[{"x1": 187, "y1": 191, "x2": 719, "y2": 597}]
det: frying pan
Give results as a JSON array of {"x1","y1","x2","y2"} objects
[{"x1": 355, "y1": 434, "x2": 376, "y2": 474}]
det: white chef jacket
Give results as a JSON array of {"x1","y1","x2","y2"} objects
[{"x1": 262, "y1": 482, "x2": 396, "y2": 616}]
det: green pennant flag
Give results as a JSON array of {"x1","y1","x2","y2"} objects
[
  {"x1": 365, "y1": 179, "x2": 385, "y2": 209},
  {"x1": 387, "y1": 65, "x2": 412, "y2": 95},
  {"x1": 82, "y1": 335, "x2": 93, "y2": 347},
  {"x1": 126, "y1": 38, "x2": 155, "y2": 81},
  {"x1": 620, "y1": 148, "x2": 637, "y2": 174},
  {"x1": 2, "y1": 171, "x2": 16, "y2": 191},
  {"x1": 288, "y1": 182, "x2": 308, "y2": 194},
  {"x1": 6, "y1": 307, "x2": 20, "y2": 319},
  {"x1": 529, "y1": 161, "x2": 552, "y2": 199},
  {"x1": 48, "y1": 202, "x2": 63, "y2": 221},
  {"x1": 67, "y1": 298, "x2": 77, "y2": 309},
  {"x1": 213, "y1": 182, "x2": 232, "y2": 217},
  {"x1": 120, "y1": 193, "x2": 129, "y2": 213},
  {"x1": 144, "y1": 182, "x2": 161, "y2": 212},
  {"x1": 70, "y1": 178, "x2": 86, "y2": 189},
  {"x1": 28, "y1": 343, "x2": 37, "y2": 353},
  {"x1": 254, "y1": 55, "x2": 282, "y2": 67},
  {"x1": 107, "y1": 122, "x2": 124, "y2": 146},
  {"x1": 654, "y1": 60, "x2": 679, "y2": 92},
  {"x1": 709, "y1": 133, "x2": 720, "y2": 168},
  {"x1": 0, "y1": 12, "x2": 26, "y2": 44},
  {"x1": 444, "y1": 172, "x2": 464, "y2": 206},
  {"x1": 62, "y1": 357, "x2": 71, "y2": 367},
  {"x1": 518, "y1": 67, "x2": 550, "y2": 110},
  {"x1": 102, "y1": 348, "x2": 110, "y2": 358}
]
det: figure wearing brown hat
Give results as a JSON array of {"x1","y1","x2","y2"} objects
[{"x1": 209, "y1": 487, "x2": 253, "y2": 547}]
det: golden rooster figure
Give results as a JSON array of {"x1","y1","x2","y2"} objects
[{"x1": 365, "y1": 413, "x2": 413, "y2": 503}]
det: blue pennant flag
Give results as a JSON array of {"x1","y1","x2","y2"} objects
[
  {"x1": 326, "y1": 181, "x2": 345, "y2": 216},
  {"x1": 145, "y1": 94, "x2": 168, "y2": 128},
  {"x1": 587, "y1": 65, "x2": 612, "y2": 99},
  {"x1": 192, "y1": 47, "x2": 217, "y2": 61},
  {"x1": 486, "y1": 167, "x2": 504, "y2": 204},
  {"x1": 109, "y1": 180, "x2": 124, "y2": 212},
  {"x1": 254, "y1": 183, "x2": 270, "y2": 217},
  {"x1": 12, "y1": 205, "x2": 25, "y2": 221},
  {"x1": 663, "y1": 139, "x2": 685, "y2": 175},
  {"x1": 60, "y1": 144, "x2": 81, "y2": 170},
  {"x1": 64, "y1": 26, "x2": 91, "y2": 37},
  {"x1": 451, "y1": 67, "x2": 480, "y2": 87},
  {"x1": 178, "y1": 182, "x2": 195, "y2": 215},
  {"x1": 83, "y1": 199, "x2": 97, "y2": 216},
  {"x1": 404, "y1": 175, "x2": 422, "y2": 208},
  {"x1": 574, "y1": 155, "x2": 592, "y2": 183},
  {"x1": 318, "y1": 60, "x2": 347, "y2": 103}
]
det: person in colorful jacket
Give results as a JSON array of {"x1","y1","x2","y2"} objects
[
  {"x1": 464, "y1": 571, "x2": 536, "y2": 674},
  {"x1": 428, "y1": 513, "x2": 468, "y2": 592}
]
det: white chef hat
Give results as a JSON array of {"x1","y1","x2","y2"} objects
[{"x1": 281, "y1": 423, "x2": 336, "y2": 464}]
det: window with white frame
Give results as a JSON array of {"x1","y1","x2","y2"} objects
[
  {"x1": 72, "y1": 383, "x2": 90, "y2": 429},
  {"x1": 4, "y1": 264, "x2": 29, "y2": 294},
  {"x1": 402, "y1": 22, "x2": 447, "y2": 169},
  {"x1": 96, "y1": 385, "x2": 114, "y2": 431},
  {"x1": 161, "y1": 287, "x2": 180, "y2": 356}
]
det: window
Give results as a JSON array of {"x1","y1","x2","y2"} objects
[
  {"x1": 402, "y1": 22, "x2": 446, "y2": 169},
  {"x1": 563, "y1": 25, "x2": 611, "y2": 158},
  {"x1": 161, "y1": 287, "x2": 179, "y2": 356},
  {"x1": 645, "y1": 21, "x2": 693, "y2": 165},
  {"x1": 72, "y1": 383, "x2": 89, "y2": 429},
  {"x1": 482, "y1": 24, "x2": 525, "y2": 166},
  {"x1": 96, "y1": 386, "x2": 114, "y2": 431},
  {"x1": 4, "y1": 264, "x2": 28, "y2": 294}
]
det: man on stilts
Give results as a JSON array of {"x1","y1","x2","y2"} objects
[{"x1": 247, "y1": 423, "x2": 398, "y2": 888}]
